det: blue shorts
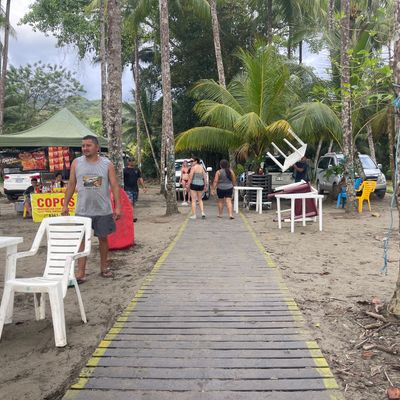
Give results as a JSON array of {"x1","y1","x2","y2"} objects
[{"x1": 126, "y1": 190, "x2": 139, "y2": 204}]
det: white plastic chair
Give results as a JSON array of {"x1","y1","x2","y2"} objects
[{"x1": 0, "y1": 216, "x2": 92, "y2": 347}]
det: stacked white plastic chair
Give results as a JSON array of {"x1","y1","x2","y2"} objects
[{"x1": 0, "y1": 216, "x2": 92, "y2": 347}]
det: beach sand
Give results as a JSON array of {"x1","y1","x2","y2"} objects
[{"x1": 0, "y1": 187, "x2": 399, "y2": 399}]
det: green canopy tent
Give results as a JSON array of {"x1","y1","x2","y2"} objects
[{"x1": 0, "y1": 108, "x2": 107, "y2": 147}]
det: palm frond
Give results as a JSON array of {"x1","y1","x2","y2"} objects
[
  {"x1": 175, "y1": 126, "x2": 240, "y2": 153},
  {"x1": 191, "y1": 80, "x2": 244, "y2": 114},
  {"x1": 193, "y1": 100, "x2": 241, "y2": 130},
  {"x1": 288, "y1": 102, "x2": 342, "y2": 144}
]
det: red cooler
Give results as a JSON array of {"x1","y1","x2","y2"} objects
[{"x1": 108, "y1": 188, "x2": 134, "y2": 250}]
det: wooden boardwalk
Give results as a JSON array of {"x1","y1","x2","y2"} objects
[{"x1": 64, "y1": 207, "x2": 343, "y2": 400}]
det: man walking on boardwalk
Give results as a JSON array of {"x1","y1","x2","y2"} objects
[{"x1": 62, "y1": 135, "x2": 121, "y2": 282}]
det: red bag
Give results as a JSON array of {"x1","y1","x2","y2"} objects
[{"x1": 108, "y1": 188, "x2": 135, "y2": 250}]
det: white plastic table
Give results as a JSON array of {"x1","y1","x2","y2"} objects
[
  {"x1": 233, "y1": 186, "x2": 263, "y2": 214},
  {"x1": 275, "y1": 192, "x2": 324, "y2": 233},
  {"x1": 0, "y1": 236, "x2": 23, "y2": 323}
]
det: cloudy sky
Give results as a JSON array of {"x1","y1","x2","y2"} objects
[
  {"x1": 9, "y1": 2, "x2": 328, "y2": 101},
  {"x1": 9, "y1": 1, "x2": 134, "y2": 101}
]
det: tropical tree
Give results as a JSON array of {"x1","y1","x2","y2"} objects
[
  {"x1": 159, "y1": 0, "x2": 178, "y2": 214},
  {"x1": 0, "y1": 0, "x2": 11, "y2": 133},
  {"x1": 106, "y1": 0, "x2": 124, "y2": 181},
  {"x1": 176, "y1": 44, "x2": 337, "y2": 166},
  {"x1": 389, "y1": 0, "x2": 400, "y2": 316},
  {"x1": 4, "y1": 62, "x2": 84, "y2": 131}
]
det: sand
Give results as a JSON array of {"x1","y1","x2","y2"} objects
[{"x1": 0, "y1": 187, "x2": 399, "y2": 400}]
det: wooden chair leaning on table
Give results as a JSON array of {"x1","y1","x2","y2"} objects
[{"x1": 0, "y1": 216, "x2": 92, "y2": 347}]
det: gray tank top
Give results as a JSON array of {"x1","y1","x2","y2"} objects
[
  {"x1": 192, "y1": 171, "x2": 204, "y2": 186},
  {"x1": 217, "y1": 168, "x2": 233, "y2": 190},
  {"x1": 75, "y1": 156, "x2": 113, "y2": 216}
]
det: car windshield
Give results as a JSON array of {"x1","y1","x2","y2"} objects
[{"x1": 359, "y1": 156, "x2": 377, "y2": 169}]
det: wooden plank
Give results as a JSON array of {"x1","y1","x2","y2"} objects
[
  {"x1": 65, "y1": 390, "x2": 335, "y2": 400},
  {"x1": 110, "y1": 328, "x2": 303, "y2": 335},
  {"x1": 99, "y1": 340, "x2": 318, "y2": 350},
  {"x1": 95, "y1": 348, "x2": 322, "y2": 359},
  {"x1": 116, "y1": 322, "x2": 302, "y2": 329},
  {"x1": 104, "y1": 334, "x2": 304, "y2": 342},
  {"x1": 80, "y1": 377, "x2": 336, "y2": 391},
  {"x1": 88, "y1": 357, "x2": 328, "y2": 369},
  {"x1": 81, "y1": 366, "x2": 331, "y2": 379}
]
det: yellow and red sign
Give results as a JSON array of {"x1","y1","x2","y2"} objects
[{"x1": 31, "y1": 193, "x2": 77, "y2": 222}]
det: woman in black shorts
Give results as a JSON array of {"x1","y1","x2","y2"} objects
[
  {"x1": 188, "y1": 157, "x2": 208, "y2": 219},
  {"x1": 211, "y1": 159, "x2": 236, "y2": 219}
]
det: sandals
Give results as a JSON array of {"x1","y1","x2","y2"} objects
[
  {"x1": 100, "y1": 268, "x2": 114, "y2": 278},
  {"x1": 76, "y1": 277, "x2": 86, "y2": 284}
]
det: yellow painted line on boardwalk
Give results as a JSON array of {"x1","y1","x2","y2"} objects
[
  {"x1": 63, "y1": 217, "x2": 189, "y2": 399},
  {"x1": 242, "y1": 212, "x2": 342, "y2": 395}
]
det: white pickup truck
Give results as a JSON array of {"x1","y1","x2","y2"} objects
[{"x1": 3, "y1": 168, "x2": 41, "y2": 201}]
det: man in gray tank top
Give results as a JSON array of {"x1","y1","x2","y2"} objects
[{"x1": 62, "y1": 135, "x2": 121, "y2": 282}]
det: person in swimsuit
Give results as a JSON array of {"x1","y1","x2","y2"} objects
[
  {"x1": 179, "y1": 160, "x2": 191, "y2": 206},
  {"x1": 188, "y1": 157, "x2": 208, "y2": 219}
]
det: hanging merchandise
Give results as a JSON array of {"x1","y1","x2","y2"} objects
[
  {"x1": 48, "y1": 146, "x2": 70, "y2": 172},
  {"x1": 19, "y1": 150, "x2": 47, "y2": 171}
]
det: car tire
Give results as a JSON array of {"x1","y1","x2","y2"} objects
[
  {"x1": 375, "y1": 190, "x2": 386, "y2": 199},
  {"x1": 317, "y1": 181, "x2": 323, "y2": 194},
  {"x1": 6, "y1": 194, "x2": 19, "y2": 202}
]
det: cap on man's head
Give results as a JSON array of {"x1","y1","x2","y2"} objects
[{"x1": 128, "y1": 157, "x2": 135, "y2": 162}]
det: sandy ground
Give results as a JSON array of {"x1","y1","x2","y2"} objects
[
  {"x1": 0, "y1": 186, "x2": 187, "y2": 400},
  {"x1": 0, "y1": 186, "x2": 399, "y2": 400},
  {"x1": 248, "y1": 193, "x2": 400, "y2": 400}
]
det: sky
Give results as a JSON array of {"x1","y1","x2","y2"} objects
[
  {"x1": 9, "y1": 2, "x2": 329, "y2": 101},
  {"x1": 9, "y1": 1, "x2": 134, "y2": 101}
]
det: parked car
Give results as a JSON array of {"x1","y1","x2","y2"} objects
[
  {"x1": 316, "y1": 152, "x2": 386, "y2": 198},
  {"x1": 239, "y1": 156, "x2": 294, "y2": 191},
  {"x1": 172, "y1": 158, "x2": 213, "y2": 200},
  {"x1": 3, "y1": 168, "x2": 41, "y2": 201}
]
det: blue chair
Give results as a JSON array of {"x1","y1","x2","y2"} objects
[{"x1": 336, "y1": 186, "x2": 347, "y2": 208}]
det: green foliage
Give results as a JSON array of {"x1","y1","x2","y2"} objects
[{"x1": 5, "y1": 62, "x2": 85, "y2": 132}]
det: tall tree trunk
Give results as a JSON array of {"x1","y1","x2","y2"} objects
[
  {"x1": 328, "y1": 0, "x2": 335, "y2": 32},
  {"x1": 99, "y1": 0, "x2": 108, "y2": 138},
  {"x1": 340, "y1": 0, "x2": 354, "y2": 209},
  {"x1": 0, "y1": 0, "x2": 11, "y2": 134},
  {"x1": 387, "y1": 106, "x2": 395, "y2": 192},
  {"x1": 133, "y1": 36, "x2": 142, "y2": 168},
  {"x1": 366, "y1": 122, "x2": 376, "y2": 163},
  {"x1": 389, "y1": 0, "x2": 400, "y2": 316},
  {"x1": 298, "y1": 40, "x2": 303, "y2": 64},
  {"x1": 106, "y1": 0, "x2": 123, "y2": 182},
  {"x1": 266, "y1": 0, "x2": 272, "y2": 44},
  {"x1": 159, "y1": 0, "x2": 178, "y2": 215},
  {"x1": 328, "y1": 139, "x2": 334, "y2": 152},
  {"x1": 137, "y1": 99, "x2": 160, "y2": 177},
  {"x1": 314, "y1": 137, "x2": 323, "y2": 179},
  {"x1": 287, "y1": 24, "x2": 292, "y2": 59},
  {"x1": 209, "y1": 0, "x2": 226, "y2": 87},
  {"x1": 160, "y1": 134, "x2": 166, "y2": 193}
]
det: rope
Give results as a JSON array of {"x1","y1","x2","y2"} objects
[{"x1": 381, "y1": 94, "x2": 400, "y2": 275}]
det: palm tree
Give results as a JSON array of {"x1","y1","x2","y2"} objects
[
  {"x1": 0, "y1": 0, "x2": 11, "y2": 134},
  {"x1": 389, "y1": 0, "x2": 400, "y2": 317},
  {"x1": 107, "y1": 0, "x2": 124, "y2": 181},
  {"x1": 209, "y1": 0, "x2": 225, "y2": 87},
  {"x1": 340, "y1": 0, "x2": 355, "y2": 206},
  {"x1": 176, "y1": 44, "x2": 337, "y2": 165},
  {"x1": 288, "y1": 102, "x2": 341, "y2": 176},
  {"x1": 159, "y1": 0, "x2": 178, "y2": 215}
]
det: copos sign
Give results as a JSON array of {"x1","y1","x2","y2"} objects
[{"x1": 31, "y1": 193, "x2": 77, "y2": 222}]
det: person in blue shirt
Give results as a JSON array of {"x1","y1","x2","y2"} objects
[{"x1": 293, "y1": 155, "x2": 310, "y2": 182}]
